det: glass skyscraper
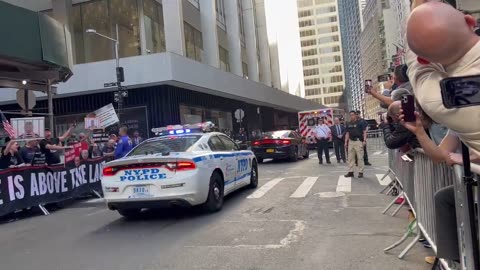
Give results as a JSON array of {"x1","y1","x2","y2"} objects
[{"x1": 337, "y1": 0, "x2": 363, "y2": 113}]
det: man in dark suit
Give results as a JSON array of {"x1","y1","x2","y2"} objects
[{"x1": 330, "y1": 117, "x2": 346, "y2": 163}]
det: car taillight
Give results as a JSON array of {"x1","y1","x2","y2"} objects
[
  {"x1": 253, "y1": 141, "x2": 260, "y2": 146},
  {"x1": 165, "y1": 161, "x2": 197, "y2": 171},
  {"x1": 103, "y1": 167, "x2": 119, "y2": 176},
  {"x1": 281, "y1": 140, "x2": 291, "y2": 145}
]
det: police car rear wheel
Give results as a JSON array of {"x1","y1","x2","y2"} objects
[
  {"x1": 117, "y1": 208, "x2": 142, "y2": 219},
  {"x1": 203, "y1": 172, "x2": 224, "y2": 213},
  {"x1": 248, "y1": 161, "x2": 258, "y2": 189}
]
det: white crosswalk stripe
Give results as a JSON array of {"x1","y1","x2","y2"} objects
[
  {"x1": 247, "y1": 178, "x2": 285, "y2": 199},
  {"x1": 336, "y1": 176, "x2": 351, "y2": 193},
  {"x1": 376, "y1": 174, "x2": 392, "y2": 186},
  {"x1": 290, "y1": 177, "x2": 318, "y2": 198}
]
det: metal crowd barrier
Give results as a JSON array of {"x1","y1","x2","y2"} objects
[
  {"x1": 382, "y1": 148, "x2": 479, "y2": 270},
  {"x1": 366, "y1": 129, "x2": 384, "y2": 150}
]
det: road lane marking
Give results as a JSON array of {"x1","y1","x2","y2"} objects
[
  {"x1": 85, "y1": 198, "x2": 104, "y2": 203},
  {"x1": 247, "y1": 178, "x2": 285, "y2": 199},
  {"x1": 336, "y1": 176, "x2": 351, "y2": 193},
  {"x1": 290, "y1": 177, "x2": 318, "y2": 198},
  {"x1": 376, "y1": 174, "x2": 392, "y2": 186},
  {"x1": 373, "y1": 151, "x2": 382, "y2": 155}
]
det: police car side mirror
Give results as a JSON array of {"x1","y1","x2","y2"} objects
[{"x1": 239, "y1": 144, "x2": 248, "y2": 150}]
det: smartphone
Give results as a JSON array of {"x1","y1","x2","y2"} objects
[
  {"x1": 378, "y1": 74, "x2": 390, "y2": 82},
  {"x1": 401, "y1": 95, "x2": 416, "y2": 122},
  {"x1": 365, "y1": 80, "x2": 373, "y2": 93},
  {"x1": 440, "y1": 75, "x2": 480, "y2": 109}
]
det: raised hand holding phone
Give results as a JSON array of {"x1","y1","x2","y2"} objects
[{"x1": 401, "y1": 95, "x2": 416, "y2": 122}]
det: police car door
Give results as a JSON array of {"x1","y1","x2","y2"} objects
[
  {"x1": 218, "y1": 135, "x2": 249, "y2": 188},
  {"x1": 208, "y1": 135, "x2": 237, "y2": 193}
]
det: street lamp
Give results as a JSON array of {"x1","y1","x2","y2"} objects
[{"x1": 86, "y1": 24, "x2": 126, "y2": 120}]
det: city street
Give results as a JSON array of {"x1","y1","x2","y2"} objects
[{"x1": 0, "y1": 150, "x2": 430, "y2": 270}]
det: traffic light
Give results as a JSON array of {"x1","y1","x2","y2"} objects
[{"x1": 116, "y1": 67, "x2": 125, "y2": 82}]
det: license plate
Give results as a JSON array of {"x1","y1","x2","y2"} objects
[
  {"x1": 266, "y1": 149, "x2": 275, "y2": 153},
  {"x1": 131, "y1": 186, "x2": 152, "y2": 199}
]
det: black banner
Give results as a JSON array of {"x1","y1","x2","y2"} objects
[{"x1": 0, "y1": 158, "x2": 105, "y2": 216}]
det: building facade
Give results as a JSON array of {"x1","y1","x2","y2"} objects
[
  {"x1": 338, "y1": 0, "x2": 363, "y2": 113},
  {"x1": 0, "y1": 0, "x2": 319, "y2": 137},
  {"x1": 297, "y1": 0, "x2": 346, "y2": 107},
  {"x1": 360, "y1": 0, "x2": 398, "y2": 120}
]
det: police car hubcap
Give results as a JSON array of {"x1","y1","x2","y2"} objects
[{"x1": 213, "y1": 185, "x2": 220, "y2": 200}]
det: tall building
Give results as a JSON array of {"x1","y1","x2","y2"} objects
[
  {"x1": 360, "y1": 0, "x2": 397, "y2": 120},
  {"x1": 297, "y1": 0, "x2": 346, "y2": 107},
  {"x1": 338, "y1": 0, "x2": 363, "y2": 113},
  {"x1": 258, "y1": 0, "x2": 305, "y2": 97},
  {"x1": 0, "y1": 0, "x2": 319, "y2": 136}
]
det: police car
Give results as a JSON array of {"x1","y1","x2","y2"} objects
[{"x1": 101, "y1": 122, "x2": 258, "y2": 218}]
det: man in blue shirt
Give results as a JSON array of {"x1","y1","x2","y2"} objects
[{"x1": 114, "y1": 126, "x2": 133, "y2": 159}]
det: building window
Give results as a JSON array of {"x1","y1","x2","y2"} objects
[
  {"x1": 300, "y1": 29, "x2": 316, "y2": 37},
  {"x1": 143, "y1": 0, "x2": 166, "y2": 54},
  {"x1": 302, "y1": 48, "x2": 317, "y2": 57},
  {"x1": 319, "y1": 45, "x2": 341, "y2": 54},
  {"x1": 305, "y1": 88, "x2": 322, "y2": 96},
  {"x1": 302, "y1": 58, "x2": 319, "y2": 66},
  {"x1": 184, "y1": 22, "x2": 203, "y2": 62},
  {"x1": 317, "y1": 25, "x2": 339, "y2": 35},
  {"x1": 110, "y1": 0, "x2": 141, "y2": 58},
  {"x1": 324, "y1": 96, "x2": 341, "y2": 105},
  {"x1": 301, "y1": 39, "x2": 317, "y2": 47},
  {"x1": 303, "y1": 68, "x2": 319, "y2": 77},
  {"x1": 316, "y1": 5, "x2": 336, "y2": 15},
  {"x1": 298, "y1": 0, "x2": 313, "y2": 7},
  {"x1": 323, "y1": 85, "x2": 344, "y2": 94},
  {"x1": 319, "y1": 55, "x2": 342, "y2": 64},
  {"x1": 316, "y1": 16, "x2": 337, "y2": 25},
  {"x1": 318, "y1": 35, "x2": 340, "y2": 44},
  {"x1": 219, "y1": 46, "x2": 230, "y2": 72},
  {"x1": 319, "y1": 65, "x2": 342, "y2": 73},
  {"x1": 298, "y1": 10, "x2": 313, "y2": 18},
  {"x1": 322, "y1": 75, "x2": 343, "y2": 84},
  {"x1": 305, "y1": 78, "x2": 321, "y2": 86},
  {"x1": 216, "y1": 0, "x2": 226, "y2": 27},
  {"x1": 315, "y1": 0, "x2": 335, "y2": 4},
  {"x1": 309, "y1": 97, "x2": 323, "y2": 105},
  {"x1": 299, "y1": 19, "x2": 314, "y2": 27}
]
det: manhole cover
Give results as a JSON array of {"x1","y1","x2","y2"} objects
[{"x1": 316, "y1": 192, "x2": 346, "y2": 198}]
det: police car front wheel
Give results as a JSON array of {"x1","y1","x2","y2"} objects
[
  {"x1": 202, "y1": 172, "x2": 224, "y2": 213},
  {"x1": 248, "y1": 161, "x2": 259, "y2": 189}
]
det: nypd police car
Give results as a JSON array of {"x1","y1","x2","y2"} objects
[{"x1": 101, "y1": 123, "x2": 258, "y2": 218}]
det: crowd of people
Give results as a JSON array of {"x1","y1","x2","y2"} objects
[
  {"x1": 364, "y1": 0, "x2": 480, "y2": 268},
  {"x1": 0, "y1": 125, "x2": 144, "y2": 170}
]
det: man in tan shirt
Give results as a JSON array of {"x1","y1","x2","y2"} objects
[{"x1": 405, "y1": 1, "x2": 480, "y2": 156}]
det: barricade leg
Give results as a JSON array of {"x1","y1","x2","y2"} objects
[
  {"x1": 384, "y1": 219, "x2": 417, "y2": 253},
  {"x1": 38, "y1": 204, "x2": 50, "y2": 216},
  {"x1": 391, "y1": 196, "x2": 407, "y2": 217},
  {"x1": 398, "y1": 232, "x2": 421, "y2": 259},
  {"x1": 382, "y1": 192, "x2": 404, "y2": 214}
]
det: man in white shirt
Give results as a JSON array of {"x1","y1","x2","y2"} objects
[
  {"x1": 313, "y1": 118, "x2": 332, "y2": 164},
  {"x1": 406, "y1": 1, "x2": 480, "y2": 156}
]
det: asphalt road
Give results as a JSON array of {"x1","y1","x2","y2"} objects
[{"x1": 0, "y1": 149, "x2": 432, "y2": 270}]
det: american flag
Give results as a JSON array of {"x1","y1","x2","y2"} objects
[{"x1": 0, "y1": 110, "x2": 15, "y2": 138}]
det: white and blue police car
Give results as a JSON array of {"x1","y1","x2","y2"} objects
[{"x1": 101, "y1": 123, "x2": 258, "y2": 218}]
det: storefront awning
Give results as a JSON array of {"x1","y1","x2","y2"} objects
[{"x1": 0, "y1": 1, "x2": 73, "y2": 91}]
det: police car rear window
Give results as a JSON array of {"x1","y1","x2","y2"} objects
[{"x1": 128, "y1": 135, "x2": 202, "y2": 156}]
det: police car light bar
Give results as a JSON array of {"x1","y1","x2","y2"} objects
[{"x1": 151, "y1": 121, "x2": 215, "y2": 136}]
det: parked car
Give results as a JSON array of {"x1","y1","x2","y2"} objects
[{"x1": 251, "y1": 130, "x2": 309, "y2": 163}]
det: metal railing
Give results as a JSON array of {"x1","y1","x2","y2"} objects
[
  {"x1": 366, "y1": 129, "x2": 385, "y2": 150},
  {"x1": 382, "y1": 148, "x2": 479, "y2": 270}
]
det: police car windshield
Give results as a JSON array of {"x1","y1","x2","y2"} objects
[
  {"x1": 128, "y1": 135, "x2": 202, "y2": 156},
  {"x1": 262, "y1": 131, "x2": 290, "y2": 139}
]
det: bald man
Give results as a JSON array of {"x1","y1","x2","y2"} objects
[
  {"x1": 405, "y1": 1, "x2": 480, "y2": 156},
  {"x1": 382, "y1": 101, "x2": 419, "y2": 150}
]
